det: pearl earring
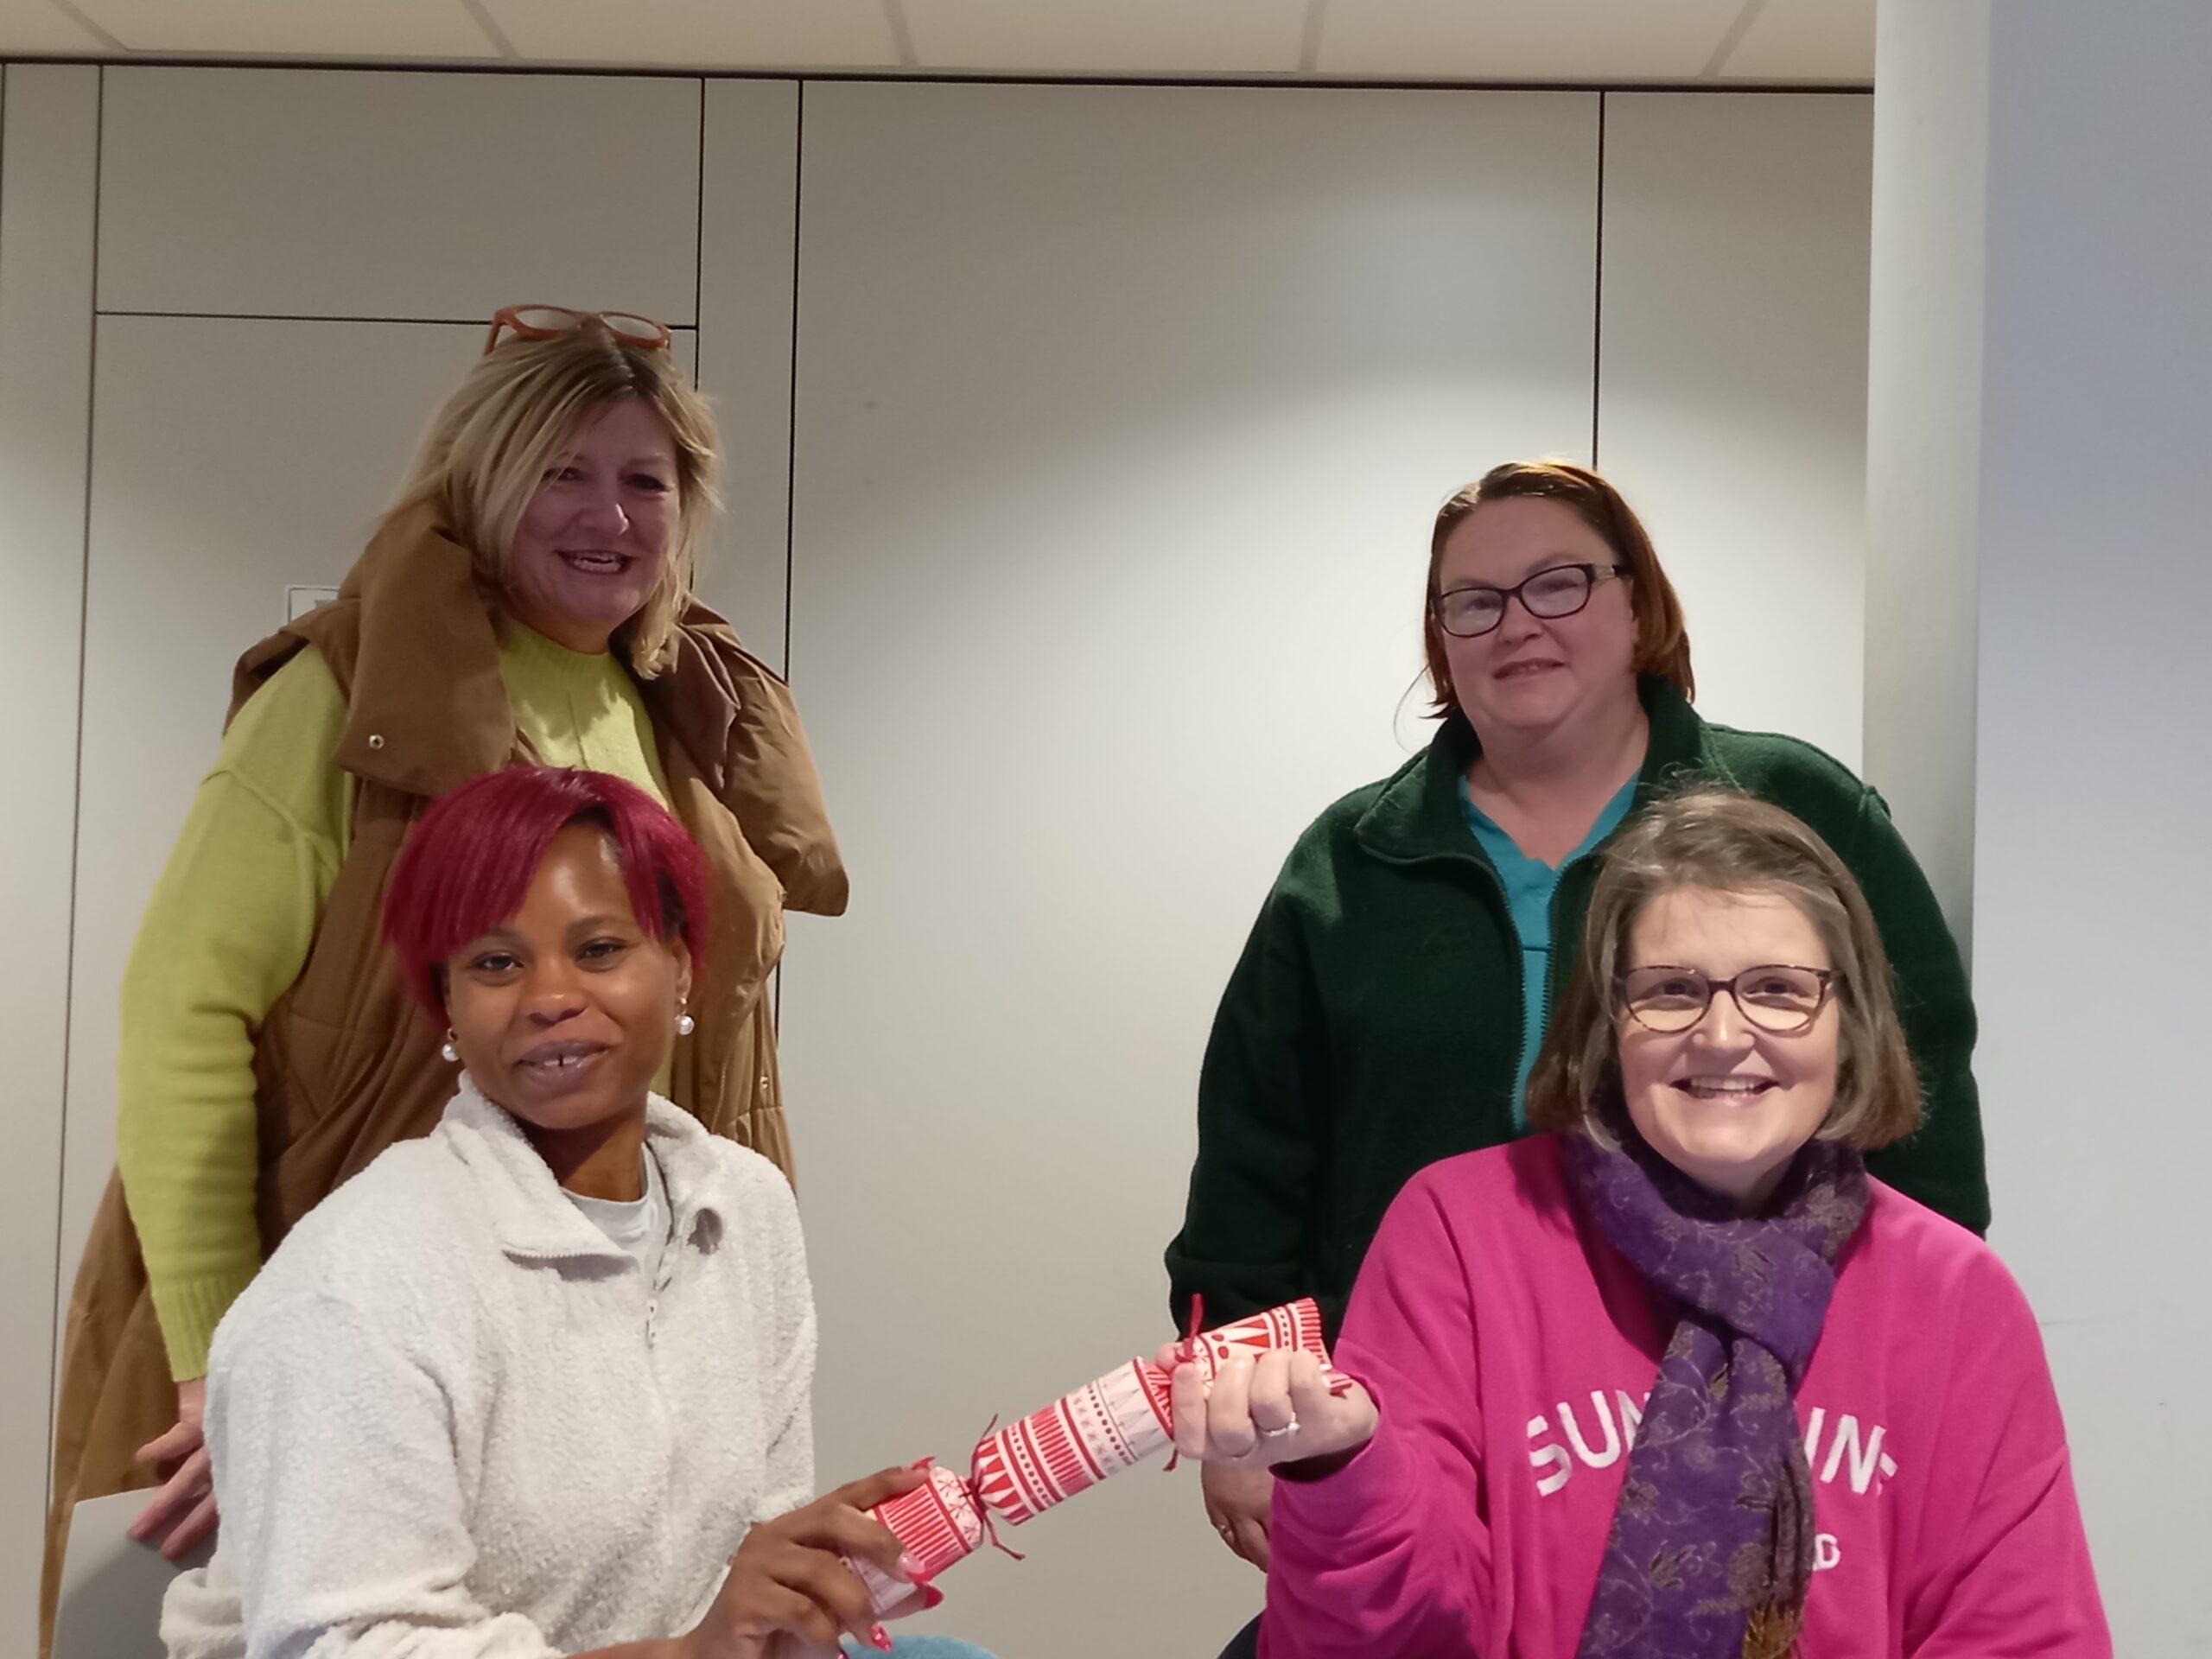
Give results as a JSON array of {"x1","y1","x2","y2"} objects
[
  {"x1": 441, "y1": 1031, "x2": 460, "y2": 1064},
  {"x1": 676, "y1": 1010, "x2": 696, "y2": 1037}
]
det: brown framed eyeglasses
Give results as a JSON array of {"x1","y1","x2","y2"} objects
[
  {"x1": 1615, "y1": 963, "x2": 1838, "y2": 1035},
  {"x1": 484, "y1": 305, "x2": 672, "y2": 356}
]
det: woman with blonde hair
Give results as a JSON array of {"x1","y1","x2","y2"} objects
[
  {"x1": 1166, "y1": 791, "x2": 2107, "y2": 1658},
  {"x1": 1166, "y1": 460, "x2": 1988, "y2": 1595},
  {"x1": 44, "y1": 307, "x2": 847, "y2": 1647}
]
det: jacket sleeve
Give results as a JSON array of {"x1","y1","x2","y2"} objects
[
  {"x1": 1165, "y1": 877, "x2": 1335, "y2": 1333},
  {"x1": 188, "y1": 1294, "x2": 561, "y2": 1659},
  {"x1": 1899, "y1": 1255, "x2": 2111, "y2": 1656},
  {"x1": 715, "y1": 643, "x2": 849, "y2": 918},
  {"x1": 1265, "y1": 1175, "x2": 1490, "y2": 1659},
  {"x1": 1844, "y1": 785, "x2": 1992, "y2": 1233}
]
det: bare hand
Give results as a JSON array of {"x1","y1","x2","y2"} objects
[
  {"x1": 130, "y1": 1377, "x2": 218, "y2": 1560},
  {"x1": 1201, "y1": 1460, "x2": 1274, "y2": 1569},
  {"x1": 1154, "y1": 1344, "x2": 1379, "y2": 1472},
  {"x1": 683, "y1": 1466, "x2": 926, "y2": 1659}
]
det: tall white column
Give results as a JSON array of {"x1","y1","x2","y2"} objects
[
  {"x1": 1864, "y1": 0, "x2": 1987, "y2": 949},
  {"x1": 0, "y1": 63, "x2": 100, "y2": 1651},
  {"x1": 1868, "y1": 3, "x2": 2212, "y2": 1648}
]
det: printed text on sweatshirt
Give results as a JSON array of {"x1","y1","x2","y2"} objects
[{"x1": 1262, "y1": 1136, "x2": 2109, "y2": 1659}]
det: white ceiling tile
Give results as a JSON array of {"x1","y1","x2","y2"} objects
[
  {"x1": 1318, "y1": 0, "x2": 1744, "y2": 81},
  {"x1": 902, "y1": 0, "x2": 1306, "y2": 75},
  {"x1": 481, "y1": 0, "x2": 899, "y2": 67},
  {"x1": 0, "y1": 0, "x2": 110, "y2": 52},
  {"x1": 1717, "y1": 0, "x2": 1874, "y2": 80},
  {"x1": 73, "y1": 0, "x2": 499, "y2": 57}
]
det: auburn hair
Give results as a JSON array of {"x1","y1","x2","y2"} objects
[
  {"x1": 383, "y1": 766, "x2": 709, "y2": 1015},
  {"x1": 1422, "y1": 459, "x2": 1694, "y2": 718}
]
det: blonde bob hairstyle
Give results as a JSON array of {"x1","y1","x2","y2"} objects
[
  {"x1": 1526, "y1": 790, "x2": 1923, "y2": 1154},
  {"x1": 1424, "y1": 459, "x2": 1694, "y2": 719},
  {"x1": 384, "y1": 322, "x2": 723, "y2": 678}
]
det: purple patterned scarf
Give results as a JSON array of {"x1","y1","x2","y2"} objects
[{"x1": 1562, "y1": 1118, "x2": 1869, "y2": 1659}]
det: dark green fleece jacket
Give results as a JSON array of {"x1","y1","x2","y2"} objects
[{"x1": 1166, "y1": 679, "x2": 1987, "y2": 1338}]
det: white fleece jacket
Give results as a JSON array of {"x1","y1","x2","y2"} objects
[{"x1": 162, "y1": 1077, "x2": 817, "y2": 1659}]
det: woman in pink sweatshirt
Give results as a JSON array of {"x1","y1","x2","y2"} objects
[{"x1": 1164, "y1": 790, "x2": 2109, "y2": 1659}]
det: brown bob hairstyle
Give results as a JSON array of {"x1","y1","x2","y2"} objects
[
  {"x1": 1526, "y1": 790, "x2": 1923, "y2": 1154},
  {"x1": 1423, "y1": 459, "x2": 1695, "y2": 719}
]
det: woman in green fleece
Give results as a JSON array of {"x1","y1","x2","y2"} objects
[
  {"x1": 44, "y1": 308, "x2": 847, "y2": 1649},
  {"x1": 1166, "y1": 458, "x2": 1986, "y2": 1577}
]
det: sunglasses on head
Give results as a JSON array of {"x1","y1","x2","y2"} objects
[{"x1": 483, "y1": 304, "x2": 673, "y2": 356}]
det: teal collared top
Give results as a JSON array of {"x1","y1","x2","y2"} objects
[{"x1": 1459, "y1": 774, "x2": 1639, "y2": 1128}]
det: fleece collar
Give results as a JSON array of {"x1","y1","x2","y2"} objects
[
  {"x1": 1351, "y1": 675, "x2": 1708, "y2": 869},
  {"x1": 438, "y1": 1075, "x2": 730, "y2": 1265}
]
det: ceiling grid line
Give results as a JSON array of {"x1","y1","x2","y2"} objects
[
  {"x1": 880, "y1": 0, "x2": 918, "y2": 67},
  {"x1": 1297, "y1": 0, "x2": 1326, "y2": 75},
  {"x1": 42, "y1": 0, "x2": 123, "y2": 53},
  {"x1": 1701, "y1": 0, "x2": 1772, "y2": 78},
  {"x1": 456, "y1": 0, "x2": 518, "y2": 60}
]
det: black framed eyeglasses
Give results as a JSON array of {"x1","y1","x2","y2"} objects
[
  {"x1": 1615, "y1": 963, "x2": 1837, "y2": 1035},
  {"x1": 1430, "y1": 563, "x2": 1630, "y2": 639}
]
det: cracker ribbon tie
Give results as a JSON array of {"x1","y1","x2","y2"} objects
[{"x1": 963, "y1": 1418, "x2": 1028, "y2": 1561}]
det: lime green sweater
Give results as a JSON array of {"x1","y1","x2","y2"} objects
[{"x1": 117, "y1": 626, "x2": 671, "y2": 1379}]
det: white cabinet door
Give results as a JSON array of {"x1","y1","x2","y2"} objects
[
  {"x1": 1598, "y1": 92, "x2": 1874, "y2": 766},
  {"x1": 98, "y1": 67, "x2": 702, "y2": 324},
  {"x1": 779, "y1": 79, "x2": 1598, "y2": 1659},
  {"x1": 695, "y1": 79, "x2": 800, "y2": 672}
]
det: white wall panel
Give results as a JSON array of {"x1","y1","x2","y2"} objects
[
  {"x1": 61, "y1": 318, "x2": 694, "y2": 1335},
  {"x1": 0, "y1": 60, "x2": 98, "y2": 1658},
  {"x1": 97, "y1": 68, "x2": 702, "y2": 323},
  {"x1": 694, "y1": 79, "x2": 798, "y2": 672},
  {"x1": 780, "y1": 80, "x2": 1597, "y2": 1659},
  {"x1": 1597, "y1": 92, "x2": 1873, "y2": 768},
  {"x1": 1866, "y1": 16, "x2": 1986, "y2": 944},
  {"x1": 1965, "y1": 4, "x2": 2211, "y2": 1646}
]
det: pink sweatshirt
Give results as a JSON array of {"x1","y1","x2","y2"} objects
[{"x1": 1264, "y1": 1135, "x2": 2109, "y2": 1659}]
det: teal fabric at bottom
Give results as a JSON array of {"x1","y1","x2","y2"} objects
[
  {"x1": 851, "y1": 1637, "x2": 1001, "y2": 1658},
  {"x1": 1459, "y1": 773, "x2": 1638, "y2": 1128}
]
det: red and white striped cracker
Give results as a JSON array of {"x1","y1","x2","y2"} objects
[
  {"x1": 969, "y1": 1358, "x2": 1173, "y2": 1524},
  {"x1": 846, "y1": 1461, "x2": 982, "y2": 1618},
  {"x1": 1172, "y1": 1298, "x2": 1340, "y2": 1388},
  {"x1": 969, "y1": 1296, "x2": 1343, "y2": 1526}
]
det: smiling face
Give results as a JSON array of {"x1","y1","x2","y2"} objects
[
  {"x1": 1615, "y1": 885, "x2": 1840, "y2": 1210},
  {"x1": 443, "y1": 821, "x2": 691, "y2": 1152},
  {"x1": 503, "y1": 397, "x2": 679, "y2": 654},
  {"x1": 1433, "y1": 496, "x2": 1640, "y2": 741}
]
